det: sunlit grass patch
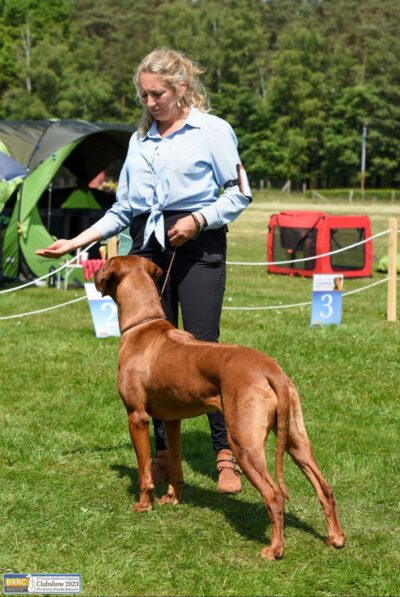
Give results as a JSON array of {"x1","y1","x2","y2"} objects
[{"x1": 0, "y1": 195, "x2": 399, "y2": 596}]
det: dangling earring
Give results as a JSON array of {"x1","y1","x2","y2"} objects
[{"x1": 177, "y1": 99, "x2": 182, "y2": 109}]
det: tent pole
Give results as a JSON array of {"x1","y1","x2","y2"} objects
[{"x1": 47, "y1": 181, "x2": 53, "y2": 233}]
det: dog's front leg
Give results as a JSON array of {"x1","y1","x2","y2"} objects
[
  {"x1": 127, "y1": 410, "x2": 154, "y2": 512},
  {"x1": 159, "y1": 420, "x2": 183, "y2": 506}
]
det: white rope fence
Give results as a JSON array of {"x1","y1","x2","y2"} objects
[
  {"x1": 0, "y1": 230, "x2": 387, "y2": 295},
  {"x1": 222, "y1": 277, "x2": 390, "y2": 311},
  {"x1": 226, "y1": 229, "x2": 388, "y2": 266},
  {"x1": 0, "y1": 241, "x2": 99, "y2": 295},
  {"x1": 0, "y1": 296, "x2": 86, "y2": 320},
  {"x1": 0, "y1": 277, "x2": 391, "y2": 320},
  {"x1": 0, "y1": 228, "x2": 396, "y2": 320}
]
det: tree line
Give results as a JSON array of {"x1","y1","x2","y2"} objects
[{"x1": 1, "y1": 0, "x2": 400, "y2": 189}]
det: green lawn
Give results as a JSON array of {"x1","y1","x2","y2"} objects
[{"x1": 0, "y1": 193, "x2": 399, "y2": 596}]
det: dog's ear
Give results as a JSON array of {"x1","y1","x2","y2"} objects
[
  {"x1": 145, "y1": 259, "x2": 164, "y2": 281},
  {"x1": 94, "y1": 258, "x2": 117, "y2": 297}
]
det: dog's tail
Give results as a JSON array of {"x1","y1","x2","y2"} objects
[{"x1": 269, "y1": 369, "x2": 290, "y2": 501}]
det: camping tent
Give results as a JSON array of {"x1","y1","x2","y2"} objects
[{"x1": 0, "y1": 120, "x2": 134, "y2": 279}]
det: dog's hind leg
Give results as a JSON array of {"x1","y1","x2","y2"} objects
[
  {"x1": 127, "y1": 410, "x2": 154, "y2": 512},
  {"x1": 159, "y1": 420, "x2": 183, "y2": 506},
  {"x1": 286, "y1": 383, "x2": 345, "y2": 548},
  {"x1": 226, "y1": 395, "x2": 286, "y2": 560}
]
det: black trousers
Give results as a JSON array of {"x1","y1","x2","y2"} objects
[{"x1": 129, "y1": 210, "x2": 230, "y2": 453}]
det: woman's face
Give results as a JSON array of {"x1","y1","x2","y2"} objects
[{"x1": 138, "y1": 72, "x2": 185, "y2": 123}]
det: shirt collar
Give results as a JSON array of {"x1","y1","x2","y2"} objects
[
  {"x1": 185, "y1": 107, "x2": 203, "y2": 129},
  {"x1": 143, "y1": 107, "x2": 203, "y2": 140}
]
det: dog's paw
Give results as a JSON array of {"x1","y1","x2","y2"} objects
[
  {"x1": 259, "y1": 546, "x2": 284, "y2": 561},
  {"x1": 327, "y1": 533, "x2": 345, "y2": 549},
  {"x1": 158, "y1": 494, "x2": 180, "y2": 506},
  {"x1": 133, "y1": 501, "x2": 153, "y2": 512}
]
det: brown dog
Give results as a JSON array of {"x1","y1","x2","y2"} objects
[{"x1": 94, "y1": 255, "x2": 345, "y2": 560}]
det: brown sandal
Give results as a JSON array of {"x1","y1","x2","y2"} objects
[
  {"x1": 151, "y1": 449, "x2": 169, "y2": 485},
  {"x1": 216, "y1": 449, "x2": 242, "y2": 494}
]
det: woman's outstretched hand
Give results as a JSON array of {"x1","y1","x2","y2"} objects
[{"x1": 35, "y1": 239, "x2": 74, "y2": 259}]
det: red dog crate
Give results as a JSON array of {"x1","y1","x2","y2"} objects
[{"x1": 266, "y1": 211, "x2": 373, "y2": 278}]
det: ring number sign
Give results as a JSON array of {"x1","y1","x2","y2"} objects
[
  {"x1": 85, "y1": 283, "x2": 120, "y2": 337},
  {"x1": 311, "y1": 275, "x2": 343, "y2": 326}
]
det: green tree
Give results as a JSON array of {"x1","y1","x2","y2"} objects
[
  {"x1": 252, "y1": 25, "x2": 329, "y2": 186},
  {"x1": 1, "y1": 0, "x2": 399, "y2": 187},
  {"x1": 0, "y1": 0, "x2": 72, "y2": 118}
]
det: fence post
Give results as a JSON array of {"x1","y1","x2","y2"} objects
[
  {"x1": 387, "y1": 218, "x2": 398, "y2": 322},
  {"x1": 107, "y1": 236, "x2": 118, "y2": 258}
]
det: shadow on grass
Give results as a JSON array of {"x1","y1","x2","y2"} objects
[
  {"x1": 63, "y1": 442, "x2": 132, "y2": 455},
  {"x1": 110, "y1": 427, "x2": 326, "y2": 547},
  {"x1": 63, "y1": 428, "x2": 326, "y2": 545}
]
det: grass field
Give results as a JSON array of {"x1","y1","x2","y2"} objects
[{"x1": 0, "y1": 192, "x2": 399, "y2": 596}]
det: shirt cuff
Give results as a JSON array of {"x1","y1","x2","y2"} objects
[
  {"x1": 198, "y1": 205, "x2": 221, "y2": 229},
  {"x1": 92, "y1": 215, "x2": 123, "y2": 240},
  {"x1": 198, "y1": 193, "x2": 251, "y2": 230}
]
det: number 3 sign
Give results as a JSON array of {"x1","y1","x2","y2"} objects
[
  {"x1": 311, "y1": 274, "x2": 343, "y2": 326},
  {"x1": 84, "y1": 283, "x2": 120, "y2": 337}
]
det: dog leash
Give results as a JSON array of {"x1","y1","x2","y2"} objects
[
  {"x1": 159, "y1": 248, "x2": 177, "y2": 298},
  {"x1": 120, "y1": 249, "x2": 176, "y2": 335}
]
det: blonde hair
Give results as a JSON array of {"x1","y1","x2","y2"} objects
[{"x1": 134, "y1": 48, "x2": 209, "y2": 136}]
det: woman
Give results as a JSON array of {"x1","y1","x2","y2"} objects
[{"x1": 37, "y1": 48, "x2": 251, "y2": 493}]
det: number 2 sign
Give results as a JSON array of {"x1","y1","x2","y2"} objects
[
  {"x1": 84, "y1": 283, "x2": 120, "y2": 337},
  {"x1": 311, "y1": 274, "x2": 343, "y2": 326}
]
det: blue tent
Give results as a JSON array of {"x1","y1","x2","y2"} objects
[
  {"x1": 0, "y1": 151, "x2": 28, "y2": 182},
  {"x1": 0, "y1": 151, "x2": 29, "y2": 282}
]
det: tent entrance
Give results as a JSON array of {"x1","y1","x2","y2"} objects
[
  {"x1": 35, "y1": 185, "x2": 111, "y2": 240},
  {"x1": 39, "y1": 208, "x2": 106, "y2": 259}
]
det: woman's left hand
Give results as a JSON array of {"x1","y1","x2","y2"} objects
[{"x1": 167, "y1": 215, "x2": 198, "y2": 247}]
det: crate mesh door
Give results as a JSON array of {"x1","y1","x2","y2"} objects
[
  {"x1": 273, "y1": 225, "x2": 318, "y2": 271},
  {"x1": 329, "y1": 227, "x2": 366, "y2": 271}
]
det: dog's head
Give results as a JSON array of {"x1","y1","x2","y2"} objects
[{"x1": 94, "y1": 255, "x2": 163, "y2": 299}]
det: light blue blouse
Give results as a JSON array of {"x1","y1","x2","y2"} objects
[{"x1": 93, "y1": 107, "x2": 251, "y2": 248}]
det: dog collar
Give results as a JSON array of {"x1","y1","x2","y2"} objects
[{"x1": 120, "y1": 316, "x2": 167, "y2": 335}]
